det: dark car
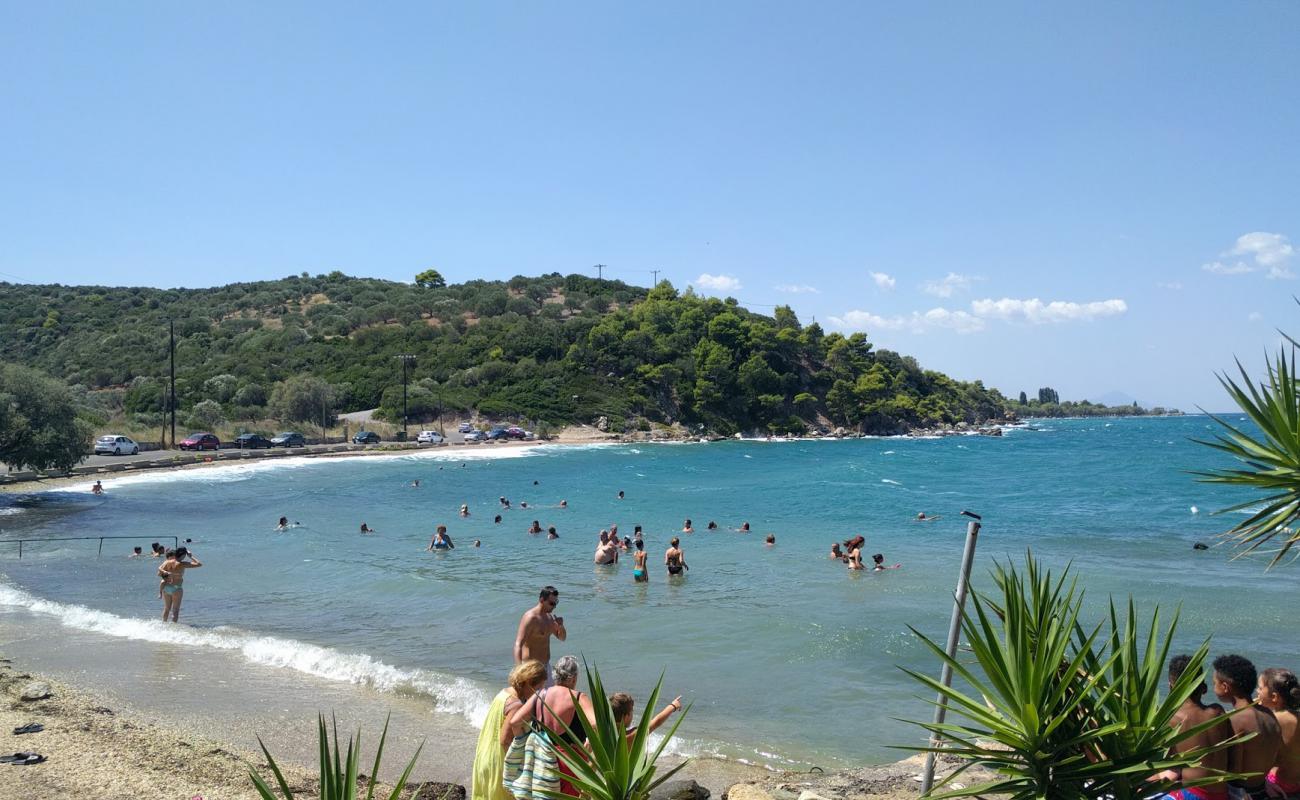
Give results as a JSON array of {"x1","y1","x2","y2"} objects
[
  {"x1": 179, "y1": 432, "x2": 221, "y2": 451},
  {"x1": 234, "y1": 433, "x2": 272, "y2": 449},
  {"x1": 487, "y1": 428, "x2": 510, "y2": 441},
  {"x1": 270, "y1": 432, "x2": 306, "y2": 448},
  {"x1": 352, "y1": 431, "x2": 381, "y2": 444}
]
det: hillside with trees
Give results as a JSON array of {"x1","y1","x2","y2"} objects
[{"x1": 3, "y1": 271, "x2": 1022, "y2": 438}]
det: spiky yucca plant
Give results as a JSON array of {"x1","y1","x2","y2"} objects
[
  {"x1": 1196, "y1": 347, "x2": 1300, "y2": 566},
  {"x1": 543, "y1": 661, "x2": 690, "y2": 800},
  {"x1": 248, "y1": 713, "x2": 423, "y2": 800},
  {"x1": 900, "y1": 554, "x2": 1241, "y2": 800}
]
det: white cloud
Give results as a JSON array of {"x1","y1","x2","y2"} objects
[
  {"x1": 1202, "y1": 261, "x2": 1256, "y2": 275},
  {"x1": 774, "y1": 283, "x2": 820, "y2": 294},
  {"x1": 869, "y1": 272, "x2": 896, "y2": 290},
  {"x1": 830, "y1": 295, "x2": 1127, "y2": 336},
  {"x1": 1248, "y1": 312, "x2": 1263, "y2": 322},
  {"x1": 1204, "y1": 232, "x2": 1295, "y2": 279},
  {"x1": 1156, "y1": 281, "x2": 1183, "y2": 290},
  {"x1": 1230, "y1": 232, "x2": 1295, "y2": 267},
  {"x1": 921, "y1": 272, "x2": 974, "y2": 298},
  {"x1": 970, "y1": 297, "x2": 1128, "y2": 324},
  {"x1": 694, "y1": 273, "x2": 741, "y2": 292},
  {"x1": 828, "y1": 307, "x2": 985, "y2": 335}
]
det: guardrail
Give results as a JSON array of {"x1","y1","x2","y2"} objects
[{"x1": 0, "y1": 535, "x2": 180, "y2": 559}]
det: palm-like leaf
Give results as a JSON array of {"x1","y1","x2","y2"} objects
[
  {"x1": 1194, "y1": 349, "x2": 1300, "y2": 566},
  {"x1": 247, "y1": 712, "x2": 424, "y2": 800},
  {"x1": 897, "y1": 554, "x2": 1244, "y2": 800}
]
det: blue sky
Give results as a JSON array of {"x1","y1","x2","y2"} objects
[{"x1": 2, "y1": 2, "x2": 1297, "y2": 411}]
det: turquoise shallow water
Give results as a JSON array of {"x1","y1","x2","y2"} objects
[{"x1": 1, "y1": 416, "x2": 1296, "y2": 768}]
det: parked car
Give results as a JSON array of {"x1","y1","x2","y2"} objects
[
  {"x1": 95, "y1": 435, "x2": 140, "y2": 456},
  {"x1": 487, "y1": 428, "x2": 510, "y2": 441},
  {"x1": 504, "y1": 426, "x2": 528, "y2": 440},
  {"x1": 352, "y1": 431, "x2": 381, "y2": 444},
  {"x1": 463, "y1": 430, "x2": 487, "y2": 442},
  {"x1": 417, "y1": 430, "x2": 444, "y2": 444},
  {"x1": 457, "y1": 422, "x2": 474, "y2": 433},
  {"x1": 234, "y1": 433, "x2": 272, "y2": 449},
  {"x1": 179, "y1": 432, "x2": 221, "y2": 451},
  {"x1": 270, "y1": 432, "x2": 306, "y2": 448}
]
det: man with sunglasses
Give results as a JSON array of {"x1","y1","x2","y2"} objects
[{"x1": 514, "y1": 586, "x2": 567, "y2": 684}]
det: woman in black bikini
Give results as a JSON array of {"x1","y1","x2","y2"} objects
[{"x1": 665, "y1": 537, "x2": 688, "y2": 577}]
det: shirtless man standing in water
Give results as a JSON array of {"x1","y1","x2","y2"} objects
[
  {"x1": 1153, "y1": 654, "x2": 1233, "y2": 800},
  {"x1": 514, "y1": 586, "x2": 567, "y2": 683},
  {"x1": 1214, "y1": 654, "x2": 1282, "y2": 800}
]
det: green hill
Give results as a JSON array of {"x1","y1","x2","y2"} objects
[{"x1": 0, "y1": 271, "x2": 1014, "y2": 436}]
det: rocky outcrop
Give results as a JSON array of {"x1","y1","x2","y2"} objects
[{"x1": 651, "y1": 779, "x2": 711, "y2": 800}]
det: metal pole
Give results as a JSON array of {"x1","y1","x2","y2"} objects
[
  {"x1": 169, "y1": 320, "x2": 176, "y2": 448},
  {"x1": 921, "y1": 512, "x2": 982, "y2": 795},
  {"x1": 98, "y1": 538, "x2": 103, "y2": 557}
]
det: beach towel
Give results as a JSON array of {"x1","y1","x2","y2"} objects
[{"x1": 472, "y1": 689, "x2": 514, "y2": 800}]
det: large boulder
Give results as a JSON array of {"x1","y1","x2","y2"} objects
[
  {"x1": 651, "y1": 779, "x2": 710, "y2": 800},
  {"x1": 19, "y1": 681, "x2": 51, "y2": 701}
]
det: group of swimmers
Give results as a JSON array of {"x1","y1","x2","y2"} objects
[
  {"x1": 829, "y1": 535, "x2": 900, "y2": 571},
  {"x1": 1157, "y1": 653, "x2": 1299, "y2": 800}
]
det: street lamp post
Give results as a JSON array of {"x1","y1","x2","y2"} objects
[{"x1": 396, "y1": 354, "x2": 415, "y2": 440}]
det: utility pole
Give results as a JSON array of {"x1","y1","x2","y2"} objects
[
  {"x1": 594, "y1": 264, "x2": 606, "y2": 281},
  {"x1": 650, "y1": 269, "x2": 660, "y2": 286},
  {"x1": 169, "y1": 320, "x2": 176, "y2": 449},
  {"x1": 396, "y1": 354, "x2": 415, "y2": 440}
]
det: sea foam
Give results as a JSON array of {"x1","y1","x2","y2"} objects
[{"x1": 0, "y1": 579, "x2": 493, "y2": 726}]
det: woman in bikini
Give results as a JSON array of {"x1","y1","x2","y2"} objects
[
  {"x1": 665, "y1": 538, "x2": 688, "y2": 577},
  {"x1": 633, "y1": 539, "x2": 649, "y2": 582},
  {"x1": 1258, "y1": 668, "x2": 1300, "y2": 798},
  {"x1": 428, "y1": 525, "x2": 455, "y2": 550},
  {"x1": 158, "y1": 547, "x2": 202, "y2": 623}
]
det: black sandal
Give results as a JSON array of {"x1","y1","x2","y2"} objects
[{"x1": 12, "y1": 723, "x2": 44, "y2": 735}]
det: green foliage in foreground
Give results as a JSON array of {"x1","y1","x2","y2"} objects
[
  {"x1": 0, "y1": 272, "x2": 1016, "y2": 434},
  {"x1": 0, "y1": 362, "x2": 94, "y2": 470},
  {"x1": 900, "y1": 554, "x2": 1240, "y2": 800},
  {"x1": 1196, "y1": 348, "x2": 1300, "y2": 566},
  {"x1": 545, "y1": 661, "x2": 690, "y2": 800},
  {"x1": 248, "y1": 713, "x2": 422, "y2": 800}
]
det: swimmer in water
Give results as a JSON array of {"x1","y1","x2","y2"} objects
[
  {"x1": 277, "y1": 516, "x2": 289, "y2": 531},
  {"x1": 665, "y1": 537, "x2": 688, "y2": 577},
  {"x1": 706, "y1": 521, "x2": 718, "y2": 531},
  {"x1": 559, "y1": 500, "x2": 568, "y2": 509},
  {"x1": 92, "y1": 480, "x2": 104, "y2": 495},
  {"x1": 427, "y1": 525, "x2": 455, "y2": 550},
  {"x1": 500, "y1": 496, "x2": 511, "y2": 509},
  {"x1": 460, "y1": 504, "x2": 470, "y2": 517},
  {"x1": 411, "y1": 479, "x2": 421, "y2": 488},
  {"x1": 621, "y1": 536, "x2": 631, "y2": 551},
  {"x1": 915, "y1": 512, "x2": 940, "y2": 522},
  {"x1": 765, "y1": 534, "x2": 776, "y2": 546},
  {"x1": 520, "y1": 501, "x2": 529, "y2": 509},
  {"x1": 736, "y1": 522, "x2": 751, "y2": 533},
  {"x1": 682, "y1": 519, "x2": 694, "y2": 534},
  {"x1": 633, "y1": 540, "x2": 648, "y2": 583},
  {"x1": 130, "y1": 546, "x2": 143, "y2": 558},
  {"x1": 360, "y1": 523, "x2": 375, "y2": 534},
  {"x1": 618, "y1": 490, "x2": 625, "y2": 500},
  {"x1": 528, "y1": 520, "x2": 543, "y2": 535},
  {"x1": 495, "y1": 514, "x2": 503, "y2": 524},
  {"x1": 872, "y1": 553, "x2": 901, "y2": 571},
  {"x1": 474, "y1": 539, "x2": 482, "y2": 548},
  {"x1": 548, "y1": 527, "x2": 559, "y2": 540},
  {"x1": 829, "y1": 543, "x2": 845, "y2": 561}
]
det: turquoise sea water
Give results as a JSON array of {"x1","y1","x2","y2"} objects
[{"x1": 1, "y1": 416, "x2": 1296, "y2": 769}]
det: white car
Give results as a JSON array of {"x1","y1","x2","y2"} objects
[
  {"x1": 416, "y1": 430, "x2": 444, "y2": 444},
  {"x1": 458, "y1": 422, "x2": 474, "y2": 433},
  {"x1": 95, "y1": 435, "x2": 140, "y2": 456}
]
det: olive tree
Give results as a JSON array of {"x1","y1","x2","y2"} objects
[{"x1": 0, "y1": 363, "x2": 93, "y2": 471}]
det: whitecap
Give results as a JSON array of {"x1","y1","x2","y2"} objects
[{"x1": 881, "y1": 479, "x2": 902, "y2": 486}]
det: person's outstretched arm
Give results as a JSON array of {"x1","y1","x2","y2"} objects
[{"x1": 646, "y1": 696, "x2": 683, "y2": 735}]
